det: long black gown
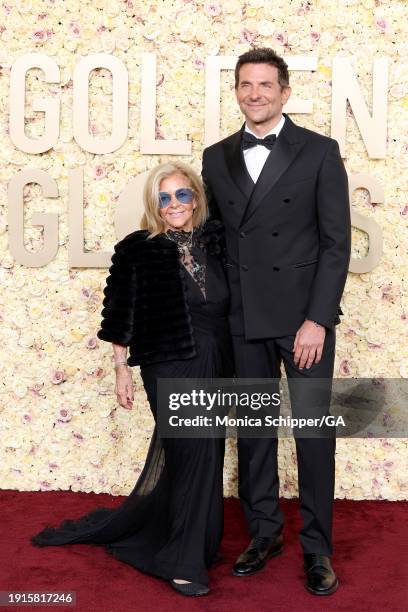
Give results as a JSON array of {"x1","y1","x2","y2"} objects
[{"x1": 30, "y1": 230, "x2": 234, "y2": 587}]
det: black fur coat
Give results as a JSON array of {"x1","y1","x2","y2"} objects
[{"x1": 97, "y1": 220, "x2": 225, "y2": 366}]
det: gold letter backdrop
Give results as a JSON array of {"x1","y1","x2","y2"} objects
[{"x1": 0, "y1": 0, "x2": 406, "y2": 499}]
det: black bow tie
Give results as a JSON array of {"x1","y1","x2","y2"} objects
[{"x1": 241, "y1": 132, "x2": 277, "y2": 151}]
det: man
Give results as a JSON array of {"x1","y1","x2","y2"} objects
[{"x1": 201, "y1": 48, "x2": 351, "y2": 595}]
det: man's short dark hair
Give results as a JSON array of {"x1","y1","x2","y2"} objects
[{"x1": 234, "y1": 48, "x2": 290, "y2": 89}]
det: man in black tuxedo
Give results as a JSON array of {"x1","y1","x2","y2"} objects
[{"x1": 201, "y1": 48, "x2": 351, "y2": 595}]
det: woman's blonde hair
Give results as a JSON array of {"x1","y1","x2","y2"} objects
[{"x1": 140, "y1": 161, "x2": 209, "y2": 238}]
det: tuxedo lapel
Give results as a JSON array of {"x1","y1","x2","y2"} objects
[
  {"x1": 222, "y1": 124, "x2": 255, "y2": 202},
  {"x1": 239, "y1": 114, "x2": 306, "y2": 227}
]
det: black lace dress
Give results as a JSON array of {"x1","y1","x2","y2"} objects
[{"x1": 30, "y1": 227, "x2": 234, "y2": 587}]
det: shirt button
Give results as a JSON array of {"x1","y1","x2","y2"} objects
[
  {"x1": 228, "y1": 200, "x2": 235, "y2": 206},
  {"x1": 283, "y1": 198, "x2": 291, "y2": 203},
  {"x1": 272, "y1": 231, "x2": 279, "y2": 236},
  {"x1": 242, "y1": 265, "x2": 249, "y2": 271},
  {"x1": 273, "y1": 266, "x2": 280, "y2": 271},
  {"x1": 240, "y1": 231, "x2": 246, "y2": 238}
]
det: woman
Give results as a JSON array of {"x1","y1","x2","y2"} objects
[{"x1": 30, "y1": 161, "x2": 234, "y2": 597}]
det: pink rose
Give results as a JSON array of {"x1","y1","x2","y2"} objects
[
  {"x1": 367, "y1": 342, "x2": 382, "y2": 350},
  {"x1": 193, "y1": 57, "x2": 205, "y2": 69},
  {"x1": 93, "y1": 165, "x2": 107, "y2": 180},
  {"x1": 57, "y1": 407, "x2": 72, "y2": 423},
  {"x1": 39, "y1": 481, "x2": 52, "y2": 490},
  {"x1": 339, "y1": 359, "x2": 351, "y2": 376},
  {"x1": 204, "y1": 3, "x2": 222, "y2": 17},
  {"x1": 240, "y1": 29, "x2": 258, "y2": 45},
  {"x1": 273, "y1": 31, "x2": 288, "y2": 46},
  {"x1": 86, "y1": 337, "x2": 98, "y2": 349},
  {"x1": 32, "y1": 30, "x2": 47, "y2": 42},
  {"x1": 51, "y1": 369, "x2": 66, "y2": 384},
  {"x1": 70, "y1": 22, "x2": 81, "y2": 37},
  {"x1": 375, "y1": 18, "x2": 388, "y2": 33}
]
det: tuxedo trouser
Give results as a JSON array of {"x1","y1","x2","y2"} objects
[{"x1": 232, "y1": 328, "x2": 336, "y2": 556}]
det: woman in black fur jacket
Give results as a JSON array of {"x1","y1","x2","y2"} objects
[{"x1": 31, "y1": 161, "x2": 234, "y2": 597}]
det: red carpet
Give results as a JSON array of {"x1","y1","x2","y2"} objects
[{"x1": 1, "y1": 490, "x2": 407, "y2": 611}]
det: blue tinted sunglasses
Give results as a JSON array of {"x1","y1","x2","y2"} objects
[{"x1": 158, "y1": 188, "x2": 195, "y2": 209}]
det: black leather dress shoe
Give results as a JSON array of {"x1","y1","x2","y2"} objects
[
  {"x1": 168, "y1": 579, "x2": 209, "y2": 597},
  {"x1": 304, "y1": 554, "x2": 339, "y2": 595},
  {"x1": 232, "y1": 535, "x2": 283, "y2": 577}
]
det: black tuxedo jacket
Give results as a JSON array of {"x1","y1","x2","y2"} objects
[{"x1": 201, "y1": 113, "x2": 351, "y2": 339}]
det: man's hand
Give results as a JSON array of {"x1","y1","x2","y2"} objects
[
  {"x1": 115, "y1": 366, "x2": 134, "y2": 409},
  {"x1": 293, "y1": 320, "x2": 326, "y2": 369}
]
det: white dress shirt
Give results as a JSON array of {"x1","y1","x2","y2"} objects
[{"x1": 243, "y1": 115, "x2": 286, "y2": 183}]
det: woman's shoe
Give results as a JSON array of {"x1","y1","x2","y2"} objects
[{"x1": 169, "y1": 579, "x2": 209, "y2": 596}]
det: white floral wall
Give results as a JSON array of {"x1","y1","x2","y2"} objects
[{"x1": 0, "y1": 0, "x2": 407, "y2": 500}]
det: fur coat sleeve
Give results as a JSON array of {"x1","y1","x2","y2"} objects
[{"x1": 96, "y1": 235, "x2": 140, "y2": 347}]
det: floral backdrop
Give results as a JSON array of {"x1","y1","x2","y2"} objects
[{"x1": 0, "y1": 0, "x2": 407, "y2": 500}]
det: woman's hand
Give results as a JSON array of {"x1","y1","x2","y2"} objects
[{"x1": 114, "y1": 365, "x2": 134, "y2": 409}]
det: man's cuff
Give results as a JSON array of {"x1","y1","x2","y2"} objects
[{"x1": 305, "y1": 318, "x2": 330, "y2": 330}]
